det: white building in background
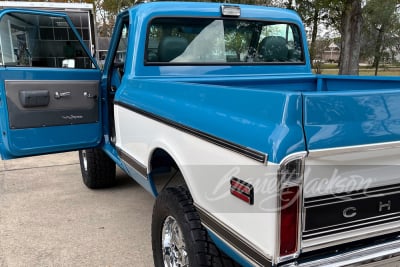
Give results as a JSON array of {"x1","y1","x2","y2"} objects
[{"x1": 322, "y1": 42, "x2": 340, "y2": 63}]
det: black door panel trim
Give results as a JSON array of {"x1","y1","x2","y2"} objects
[{"x1": 5, "y1": 80, "x2": 99, "y2": 129}]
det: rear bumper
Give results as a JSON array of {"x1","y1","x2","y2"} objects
[{"x1": 281, "y1": 236, "x2": 400, "y2": 267}]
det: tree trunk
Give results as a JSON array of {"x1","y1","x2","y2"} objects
[
  {"x1": 310, "y1": 7, "x2": 319, "y2": 67},
  {"x1": 339, "y1": 0, "x2": 363, "y2": 75},
  {"x1": 373, "y1": 26, "x2": 385, "y2": 76}
]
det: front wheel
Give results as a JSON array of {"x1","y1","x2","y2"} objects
[
  {"x1": 79, "y1": 148, "x2": 116, "y2": 189},
  {"x1": 152, "y1": 186, "x2": 239, "y2": 267}
]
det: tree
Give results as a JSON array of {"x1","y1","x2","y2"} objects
[
  {"x1": 280, "y1": 0, "x2": 364, "y2": 75},
  {"x1": 293, "y1": 0, "x2": 329, "y2": 64},
  {"x1": 96, "y1": 0, "x2": 135, "y2": 37},
  {"x1": 362, "y1": 0, "x2": 400, "y2": 75},
  {"x1": 339, "y1": 0, "x2": 362, "y2": 75}
]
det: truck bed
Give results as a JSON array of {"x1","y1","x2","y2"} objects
[
  {"x1": 118, "y1": 75, "x2": 400, "y2": 163},
  {"x1": 190, "y1": 74, "x2": 400, "y2": 149}
]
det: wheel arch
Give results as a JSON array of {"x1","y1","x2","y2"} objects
[{"x1": 147, "y1": 144, "x2": 191, "y2": 196}]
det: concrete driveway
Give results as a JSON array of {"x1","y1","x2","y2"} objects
[{"x1": 0, "y1": 152, "x2": 154, "y2": 266}]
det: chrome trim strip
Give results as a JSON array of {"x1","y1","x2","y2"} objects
[
  {"x1": 116, "y1": 147, "x2": 148, "y2": 178},
  {"x1": 302, "y1": 226, "x2": 400, "y2": 252},
  {"x1": 303, "y1": 182, "x2": 400, "y2": 239},
  {"x1": 114, "y1": 101, "x2": 268, "y2": 164},
  {"x1": 194, "y1": 204, "x2": 273, "y2": 267},
  {"x1": 303, "y1": 212, "x2": 400, "y2": 235},
  {"x1": 305, "y1": 184, "x2": 400, "y2": 205},
  {"x1": 308, "y1": 140, "x2": 400, "y2": 158},
  {"x1": 303, "y1": 214, "x2": 400, "y2": 239},
  {"x1": 286, "y1": 235, "x2": 400, "y2": 267},
  {"x1": 305, "y1": 189, "x2": 400, "y2": 208}
]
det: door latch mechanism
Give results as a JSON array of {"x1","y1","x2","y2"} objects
[{"x1": 84, "y1": 91, "x2": 97, "y2": 99}]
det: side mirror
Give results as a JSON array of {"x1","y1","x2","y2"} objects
[{"x1": 62, "y1": 59, "x2": 75, "y2": 68}]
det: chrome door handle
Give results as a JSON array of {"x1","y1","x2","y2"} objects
[{"x1": 54, "y1": 91, "x2": 71, "y2": 99}]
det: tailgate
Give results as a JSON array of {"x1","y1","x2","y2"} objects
[
  {"x1": 301, "y1": 89, "x2": 400, "y2": 252},
  {"x1": 303, "y1": 89, "x2": 400, "y2": 150}
]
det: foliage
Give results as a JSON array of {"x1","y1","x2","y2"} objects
[
  {"x1": 93, "y1": 0, "x2": 400, "y2": 76},
  {"x1": 225, "y1": 31, "x2": 248, "y2": 59},
  {"x1": 96, "y1": 0, "x2": 135, "y2": 37},
  {"x1": 361, "y1": 0, "x2": 400, "y2": 75}
]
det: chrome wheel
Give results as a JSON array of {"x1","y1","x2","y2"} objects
[
  {"x1": 81, "y1": 150, "x2": 88, "y2": 172},
  {"x1": 162, "y1": 216, "x2": 189, "y2": 267}
]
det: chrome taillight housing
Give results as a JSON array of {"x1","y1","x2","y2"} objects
[{"x1": 276, "y1": 153, "x2": 306, "y2": 263}]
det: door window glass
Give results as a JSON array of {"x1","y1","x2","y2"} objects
[
  {"x1": 111, "y1": 20, "x2": 129, "y2": 80},
  {"x1": 0, "y1": 12, "x2": 95, "y2": 68},
  {"x1": 113, "y1": 21, "x2": 129, "y2": 66}
]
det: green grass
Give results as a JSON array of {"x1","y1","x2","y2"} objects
[{"x1": 313, "y1": 67, "x2": 400, "y2": 76}]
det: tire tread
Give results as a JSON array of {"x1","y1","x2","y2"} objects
[
  {"x1": 152, "y1": 186, "x2": 241, "y2": 267},
  {"x1": 79, "y1": 148, "x2": 116, "y2": 189}
]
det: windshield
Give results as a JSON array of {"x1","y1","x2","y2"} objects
[{"x1": 146, "y1": 17, "x2": 304, "y2": 65}]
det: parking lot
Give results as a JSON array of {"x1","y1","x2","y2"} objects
[{"x1": 0, "y1": 152, "x2": 154, "y2": 266}]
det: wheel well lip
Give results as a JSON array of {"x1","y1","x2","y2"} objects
[
  {"x1": 147, "y1": 146, "x2": 179, "y2": 174},
  {"x1": 147, "y1": 145, "x2": 191, "y2": 196}
]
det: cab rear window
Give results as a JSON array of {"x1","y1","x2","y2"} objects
[{"x1": 145, "y1": 17, "x2": 304, "y2": 65}]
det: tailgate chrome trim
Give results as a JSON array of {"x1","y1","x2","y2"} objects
[
  {"x1": 307, "y1": 141, "x2": 400, "y2": 158},
  {"x1": 283, "y1": 236, "x2": 400, "y2": 267}
]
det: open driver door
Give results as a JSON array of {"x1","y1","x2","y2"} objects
[{"x1": 0, "y1": 9, "x2": 102, "y2": 159}]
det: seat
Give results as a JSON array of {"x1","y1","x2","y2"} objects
[
  {"x1": 258, "y1": 36, "x2": 288, "y2": 62},
  {"x1": 158, "y1": 36, "x2": 188, "y2": 62}
]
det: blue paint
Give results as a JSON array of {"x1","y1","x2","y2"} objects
[
  {"x1": 0, "y1": 68, "x2": 102, "y2": 159},
  {"x1": 304, "y1": 88, "x2": 400, "y2": 150},
  {"x1": 128, "y1": 2, "x2": 311, "y2": 77},
  {"x1": 1, "y1": 4, "x2": 400, "y2": 266},
  {"x1": 207, "y1": 230, "x2": 255, "y2": 267},
  {"x1": 115, "y1": 78, "x2": 307, "y2": 164}
]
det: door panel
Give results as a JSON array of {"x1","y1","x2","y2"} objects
[
  {"x1": 0, "y1": 10, "x2": 102, "y2": 159},
  {"x1": 6, "y1": 80, "x2": 99, "y2": 129}
]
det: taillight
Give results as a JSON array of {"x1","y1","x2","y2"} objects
[
  {"x1": 280, "y1": 186, "x2": 300, "y2": 256},
  {"x1": 277, "y1": 153, "x2": 306, "y2": 262}
]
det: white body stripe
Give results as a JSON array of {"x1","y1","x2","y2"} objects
[
  {"x1": 114, "y1": 105, "x2": 280, "y2": 261},
  {"x1": 115, "y1": 104, "x2": 400, "y2": 261}
]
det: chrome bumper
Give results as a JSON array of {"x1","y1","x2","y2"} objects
[{"x1": 282, "y1": 236, "x2": 400, "y2": 267}]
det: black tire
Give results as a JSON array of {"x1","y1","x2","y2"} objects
[
  {"x1": 79, "y1": 148, "x2": 116, "y2": 189},
  {"x1": 152, "y1": 186, "x2": 240, "y2": 267}
]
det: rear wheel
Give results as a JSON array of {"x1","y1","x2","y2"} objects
[
  {"x1": 152, "y1": 186, "x2": 240, "y2": 267},
  {"x1": 79, "y1": 148, "x2": 116, "y2": 189}
]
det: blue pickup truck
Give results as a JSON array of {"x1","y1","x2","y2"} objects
[{"x1": 1, "y1": 2, "x2": 400, "y2": 266}]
